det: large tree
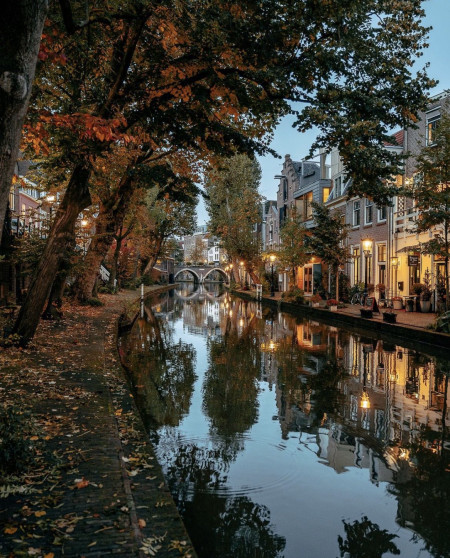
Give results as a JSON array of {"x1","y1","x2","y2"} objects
[
  {"x1": 14, "y1": 0, "x2": 434, "y2": 344},
  {"x1": 206, "y1": 154, "x2": 263, "y2": 284},
  {"x1": 405, "y1": 112, "x2": 450, "y2": 310},
  {"x1": 307, "y1": 202, "x2": 350, "y2": 300},
  {"x1": 0, "y1": 1, "x2": 47, "y2": 244},
  {"x1": 276, "y1": 209, "x2": 310, "y2": 289}
]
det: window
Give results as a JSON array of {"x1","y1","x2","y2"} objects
[
  {"x1": 377, "y1": 244, "x2": 386, "y2": 262},
  {"x1": 353, "y1": 201, "x2": 360, "y2": 226},
  {"x1": 9, "y1": 190, "x2": 15, "y2": 211},
  {"x1": 305, "y1": 192, "x2": 313, "y2": 219},
  {"x1": 365, "y1": 199, "x2": 373, "y2": 224},
  {"x1": 353, "y1": 247, "x2": 361, "y2": 284},
  {"x1": 377, "y1": 205, "x2": 387, "y2": 222},
  {"x1": 426, "y1": 115, "x2": 440, "y2": 145},
  {"x1": 304, "y1": 266, "x2": 313, "y2": 293},
  {"x1": 322, "y1": 187, "x2": 331, "y2": 203}
]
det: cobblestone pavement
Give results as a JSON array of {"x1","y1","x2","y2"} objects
[{"x1": 0, "y1": 287, "x2": 196, "y2": 558}]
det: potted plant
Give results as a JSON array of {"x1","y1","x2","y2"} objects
[
  {"x1": 327, "y1": 299, "x2": 338, "y2": 311},
  {"x1": 311, "y1": 293, "x2": 322, "y2": 307},
  {"x1": 420, "y1": 269, "x2": 432, "y2": 312},
  {"x1": 392, "y1": 296, "x2": 403, "y2": 310},
  {"x1": 411, "y1": 283, "x2": 424, "y2": 296}
]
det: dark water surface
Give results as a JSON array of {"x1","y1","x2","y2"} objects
[{"x1": 119, "y1": 285, "x2": 450, "y2": 558}]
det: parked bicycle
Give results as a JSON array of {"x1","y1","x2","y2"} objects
[{"x1": 351, "y1": 289, "x2": 367, "y2": 305}]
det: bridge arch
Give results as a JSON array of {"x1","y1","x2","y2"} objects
[
  {"x1": 203, "y1": 268, "x2": 228, "y2": 283},
  {"x1": 174, "y1": 268, "x2": 201, "y2": 283}
]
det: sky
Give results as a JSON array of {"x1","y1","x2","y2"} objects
[{"x1": 197, "y1": 0, "x2": 450, "y2": 225}]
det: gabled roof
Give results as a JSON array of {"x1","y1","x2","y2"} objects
[{"x1": 383, "y1": 130, "x2": 404, "y2": 148}]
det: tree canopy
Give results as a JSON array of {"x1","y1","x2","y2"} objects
[{"x1": 205, "y1": 154, "x2": 262, "y2": 282}]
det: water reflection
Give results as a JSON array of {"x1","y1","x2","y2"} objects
[{"x1": 120, "y1": 284, "x2": 450, "y2": 558}]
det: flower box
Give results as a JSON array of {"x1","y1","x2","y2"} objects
[
  {"x1": 360, "y1": 309, "x2": 373, "y2": 319},
  {"x1": 383, "y1": 312, "x2": 397, "y2": 323},
  {"x1": 392, "y1": 299, "x2": 403, "y2": 310},
  {"x1": 329, "y1": 305, "x2": 338, "y2": 312}
]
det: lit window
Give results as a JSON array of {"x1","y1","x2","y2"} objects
[
  {"x1": 426, "y1": 116, "x2": 440, "y2": 145},
  {"x1": 378, "y1": 244, "x2": 386, "y2": 262},
  {"x1": 322, "y1": 187, "x2": 331, "y2": 203}
]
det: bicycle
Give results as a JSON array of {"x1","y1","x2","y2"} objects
[{"x1": 351, "y1": 290, "x2": 367, "y2": 305}]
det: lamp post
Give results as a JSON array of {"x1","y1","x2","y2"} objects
[
  {"x1": 391, "y1": 256, "x2": 399, "y2": 297},
  {"x1": 270, "y1": 253, "x2": 276, "y2": 297},
  {"x1": 80, "y1": 219, "x2": 89, "y2": 254},
  {"x1": 46, "y1": 194, "x2": 55, "y2": 228},
  {"x1": 362, "y1": 238, "x2": 372, "y2": 297}
]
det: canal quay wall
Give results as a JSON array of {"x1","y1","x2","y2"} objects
[
  {"x1": 233, "y1": 290, "x2": 450, "y2": 357},
  {"x1": 0, "y1": 285, "x2": 197, "y2": 558}
]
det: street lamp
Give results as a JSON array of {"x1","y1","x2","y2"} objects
[
  {"x1": 269, "y1": 253, "x2": 276, "y2": 297},
  {"x1": 362, "y1": 238, "x2": 372, "y2": 297},
  {"x1": 391, "y1": 256, "x2": 399, "y2": 297}
]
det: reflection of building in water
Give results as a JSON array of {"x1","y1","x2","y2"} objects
[{"x1": 272, "y1": 324, "x2": 448, "y2": 475}]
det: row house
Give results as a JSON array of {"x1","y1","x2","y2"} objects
[
  {"x1": 335, "y1": 92, "x2": 450, "y2": 308},
  {"x1": 268, "y1": 90, "x2": 449, "y2": 308},
  {"x1": 327, "y1": 134, "x2": 404, "y2": 301},
  {"x1": 269, "y1": 153, "x2": 331, "y2": 293},
  {"x1": 395, "y1": 92, "x2": 450, "y2": 308}
]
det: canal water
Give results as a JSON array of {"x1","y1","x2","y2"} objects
[{"x1": 119, "y1": 284, "x2": 450, "y2": 558}]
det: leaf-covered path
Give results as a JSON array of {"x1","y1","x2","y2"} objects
[{"x1": 0, "y1": 287, "x2": 196, "y2": 558}]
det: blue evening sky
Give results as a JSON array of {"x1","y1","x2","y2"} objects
[{"x1": 197, "y1": 0, "x2": 450, "y2": 225}]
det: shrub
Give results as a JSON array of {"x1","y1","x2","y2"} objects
[
  {"x1": 282, "y1": 287, "x2": 305, "y2": 304},
  {"x1": 327, "y1": 299, "x2": 338, "y2": 306},
  {"x1": 0, "y1": 406, "x2": 38, "y2": 474},
  {"x1": 429, "y1": 311, "x2": 450, "y2": 333},
  {"x1": 311, "y1": 293, "x2": 322, "y2": 303},
  {"x1": 98, "y1": 284, "x2": 116, "y2": 294}
]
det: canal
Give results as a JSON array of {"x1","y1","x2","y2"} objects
[{"x1": 119, "y1": 284, "x2": 450, "y2": 558}]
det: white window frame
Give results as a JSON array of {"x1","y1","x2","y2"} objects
[
  {"x1": 377, "y1": 205, "x2": 387, "y2": 222},
  {"x1": 364, "y1": 199, "x2": 373, "y2": 225}
]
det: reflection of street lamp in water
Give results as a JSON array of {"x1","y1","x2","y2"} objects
[{"x1": 269, "y1": 253, "x2": 276, "y2": 296}]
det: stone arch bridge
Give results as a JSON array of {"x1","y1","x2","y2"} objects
[{"x1": 174, "y1": 265, "x2": 229, "y2": 284}]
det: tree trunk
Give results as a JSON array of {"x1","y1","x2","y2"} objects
[
  {"x1": 108, "y1": 235, "x2": 122, "y2": 290},
  {"x1": 0, "y1": 1, "x2": 48, "y2": 244},
  {"x1": 13, "y1": 163, "x2": 91, "y2": 344},
  {"x1": 142, "y1": 236, "x2": 163, "y2": 276},
  {"x1": 72, "y1": 173, "x2": 134, "y2": 301},
  {"x1": 42, "y1": 268, "x2": 67, "y2": 319}
]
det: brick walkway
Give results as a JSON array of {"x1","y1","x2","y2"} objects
[
  {"x1": 334, "y1": 301, "x2": 436, "y2": 330},
  {"x1": 0, "y1": 287, "x2": 196, "y2": 558}
]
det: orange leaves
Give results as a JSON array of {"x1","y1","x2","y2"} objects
[
  {"x1": 38, "y1": 32, "x2": 67, "y2": 66},
  {"x1": 34, "y1": 113, "x2": 130, "y2": 145},
  {"x1": 74, "y1": 477, "x2": 90, "y2": 489}
]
